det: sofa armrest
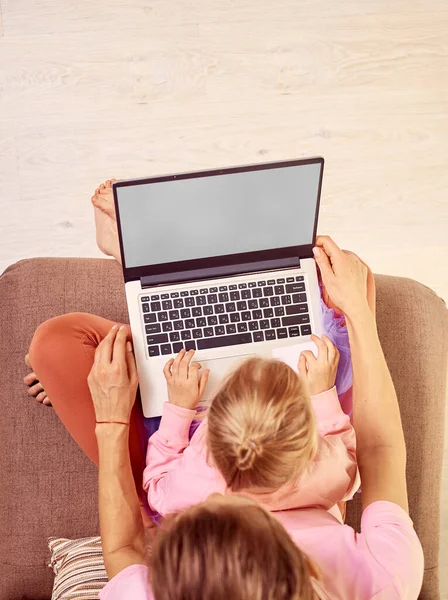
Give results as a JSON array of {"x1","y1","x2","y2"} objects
[{"x1": 346, "y1": 274, "x2": 448, "y2": 600}]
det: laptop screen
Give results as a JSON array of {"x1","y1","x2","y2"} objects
[{"x1": 115, "y1": 160, "x2": 322, "y2": 270}]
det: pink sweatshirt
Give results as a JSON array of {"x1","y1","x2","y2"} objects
[
  {"x1": 143, "y1": 387, "x2": 360, "y2": 517},
  {"x1": 99, "y1": 501, "x2": 424, "y2": 600}
]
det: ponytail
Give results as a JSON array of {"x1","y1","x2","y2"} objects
[{"x1": 207, "y1": 357, "x2": 317, "y2": 492}]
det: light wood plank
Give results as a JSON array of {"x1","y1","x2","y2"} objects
[
  {"x1": 0, "y1": 120, "x2": 20, "y2": 202},
  {"x1": 1, "y1": 0, "x2": 201, "y2": 34}
]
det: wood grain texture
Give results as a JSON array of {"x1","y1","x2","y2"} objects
[{"x1": 0, "y1": 0, "x2": 447, "y2": 593}]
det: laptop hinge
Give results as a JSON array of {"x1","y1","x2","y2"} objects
[{"x1": 140, "y1": 257, "x2": 300, "y2": 288}]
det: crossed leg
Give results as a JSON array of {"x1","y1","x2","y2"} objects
[{"x1": 27, "y1": 313, "x2": 153, "y2": 526}]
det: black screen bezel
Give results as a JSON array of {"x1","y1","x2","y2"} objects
[{"x1": 114, "y1": 157, "x2": 324, "y2": 284}]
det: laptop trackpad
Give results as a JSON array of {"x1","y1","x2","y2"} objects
[
  {"x1": 198, "y1": 354, "x2": 255, "y2": 404},
  {"x1": 271, "y1": 342, "x2": 318, "y2": 372}
]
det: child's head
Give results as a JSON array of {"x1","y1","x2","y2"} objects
[
  {"x1": 207, "y1": 357, "x2": 318, "y2": 493},
  {"x1": 151, "y1": 494, "x2": 318, "y2": 600}
]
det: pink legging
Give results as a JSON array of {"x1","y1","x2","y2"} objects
[{"x1": 28, "y1": 313, "x2": 146, "y2": 492}]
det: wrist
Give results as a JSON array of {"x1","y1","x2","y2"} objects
[
  {"x1": 310, "y1": 384, "x2": 334, "y2": 396},
  {"x1": 94, "y1": 410, "x2": 132, "y2": 424},
  {"x1": 169, "y1": 399, "x2": 199, "y2": 411},
  {"x1": 95, "y1": 422, "x2": 130, "y2": 439},
  {"x1": 96, "y1": 419, "x2": 130, "y2": 425},
  {"x1": 345, "y1": 302, "x2": 374, "y2": 328}
]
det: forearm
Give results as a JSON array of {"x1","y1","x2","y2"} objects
[
  {"x1": 346, "y1": 306, "x2": 406, "y2": 463},
  {"x1": 312, "y1": 237, "x2": 407, "y2": 510},
  {"x1": 143, "y1": 404, "x2": 198, "y2": 512},
  {"x1": 96, "y1": 424, "x2": 146, "y2": 572}
]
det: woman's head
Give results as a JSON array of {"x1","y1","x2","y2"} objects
[
  {"x1": 150, "y1": 494, "x2": 318, "y2": 600},
  {"x1": 207, "y1": 357, "x2": 317, "y2": 493}
]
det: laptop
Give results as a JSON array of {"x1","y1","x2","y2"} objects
[{"x1": 113, "y1": 157, "x2": 325, "y2": 417}]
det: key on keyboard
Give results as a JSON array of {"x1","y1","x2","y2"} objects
[{"x1": 141, "y1": 275, "x2": 311, "y2": 356}]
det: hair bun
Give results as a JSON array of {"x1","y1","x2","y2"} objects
[{"x1": 236, "y1": 438, "x2": 261, "y2": 470}]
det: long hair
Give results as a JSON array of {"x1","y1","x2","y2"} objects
[
  {"x1": 207, "y1": 357, "x2": 317, "y2": 492},
  {"x1": 150, "y1": 499, "x2": 319, "y2": 600}
]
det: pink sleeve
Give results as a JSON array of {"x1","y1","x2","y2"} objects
[
  {"x1": 99, "y1": 564, "x2": 153, "y2": 600},
  {"x1": 142, "y1": 403, "x2": 196, "y2": 512},
  {"x1": 311, "y1": 386, "x2": 360, "y2": 499},
  {"x1": 311, "y1": 386, "x2": 354, "y2": 443},
  {"x1": 359, "y1": 501, "x2": 424, "y2": 598}
]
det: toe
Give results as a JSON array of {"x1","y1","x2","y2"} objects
[
  {"x1": 28, "y1": 382, "x2": 44, "y2": 396},
  {"x1": 92, "y1": 194, "x2": 102, "y2": 207},
  {"x1": 36, "y1": 391, "x2": 47, "y2": 403},
  {"x1": 25, "y1": 353, "x2": 32, "y2": 368},
  {"x1": 99, "y1": 183, "x2": 106, "y2": 190},
  {"x1": 43, "y1": 397, "x2": 52, "y2": 406},
  {"x1": 24, "y1": 371, "x2": 38, "y2": 385}
]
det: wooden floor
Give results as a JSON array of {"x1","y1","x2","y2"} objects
[{"x1": 1, "y1": 0, "x2": 447, "y2": 594}]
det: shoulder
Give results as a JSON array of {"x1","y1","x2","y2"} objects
[
  {"x1": 356, "y1": 502, "x2": 424, "y2": 598},
  {"x1": 99, "y1": 564, "x2": 153, "y2": 600},
  {"x1": 277, "y1": 502, "x2": 423, "y2": 600},
  {"x1": 359, "y1": 501, "x2": 423, "y2": 572}
]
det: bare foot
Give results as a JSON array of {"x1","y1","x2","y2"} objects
[
  {"x1": 91, "y1": 179, "x2": 122, "y2": 265},
  {"x1": 23, "y1": 354, "x2": 52, "y2": 406}
]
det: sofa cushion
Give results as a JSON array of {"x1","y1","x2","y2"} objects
[{"x1": 48, "y1": 536, "x2": 107, "y2": 600}]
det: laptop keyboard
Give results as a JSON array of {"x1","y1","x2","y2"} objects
[{"x1": 140, "y1": 275, "x2": 312, "y2": 357}]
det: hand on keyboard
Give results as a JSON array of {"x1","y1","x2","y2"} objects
[{"x1": 163, "y1": 349, "x2": 210, "y2": 410}]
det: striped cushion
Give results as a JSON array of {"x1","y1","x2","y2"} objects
[{"x1": 48, "y1": 536, "x2": 108, "y2": 600}]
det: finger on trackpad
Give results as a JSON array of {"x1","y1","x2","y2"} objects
[
  {"x1": 199, "y1": 354, "x2": 254, "y2": 403},
  {"x1": 272, "y1": 342, "x2": 318, "y2": 373}
]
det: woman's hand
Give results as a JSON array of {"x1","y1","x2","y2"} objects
[
  {"x1": 313, "y1": 235, "x2": 369, "y2": 318},
  {"x1": 298, "y1": 334, "x2": 340, "y2": 396},
  {"x1": 164, "y1": 349, "x2": 210, "y2": 410},
  {"x1": 87, "y1": 325, "x2": 139, "y2": 424}
]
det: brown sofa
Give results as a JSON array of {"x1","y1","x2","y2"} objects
[{"x1": 0, "y1": 257, "x2": 447, "y2": 600}]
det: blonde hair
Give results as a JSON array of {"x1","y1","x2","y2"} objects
[
  {"x1": 150, "y1": 499, "x2": 319, "y2": 600},
  {"x1": 207, "y1": 357, "x2": 317, "y2": 492}
]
